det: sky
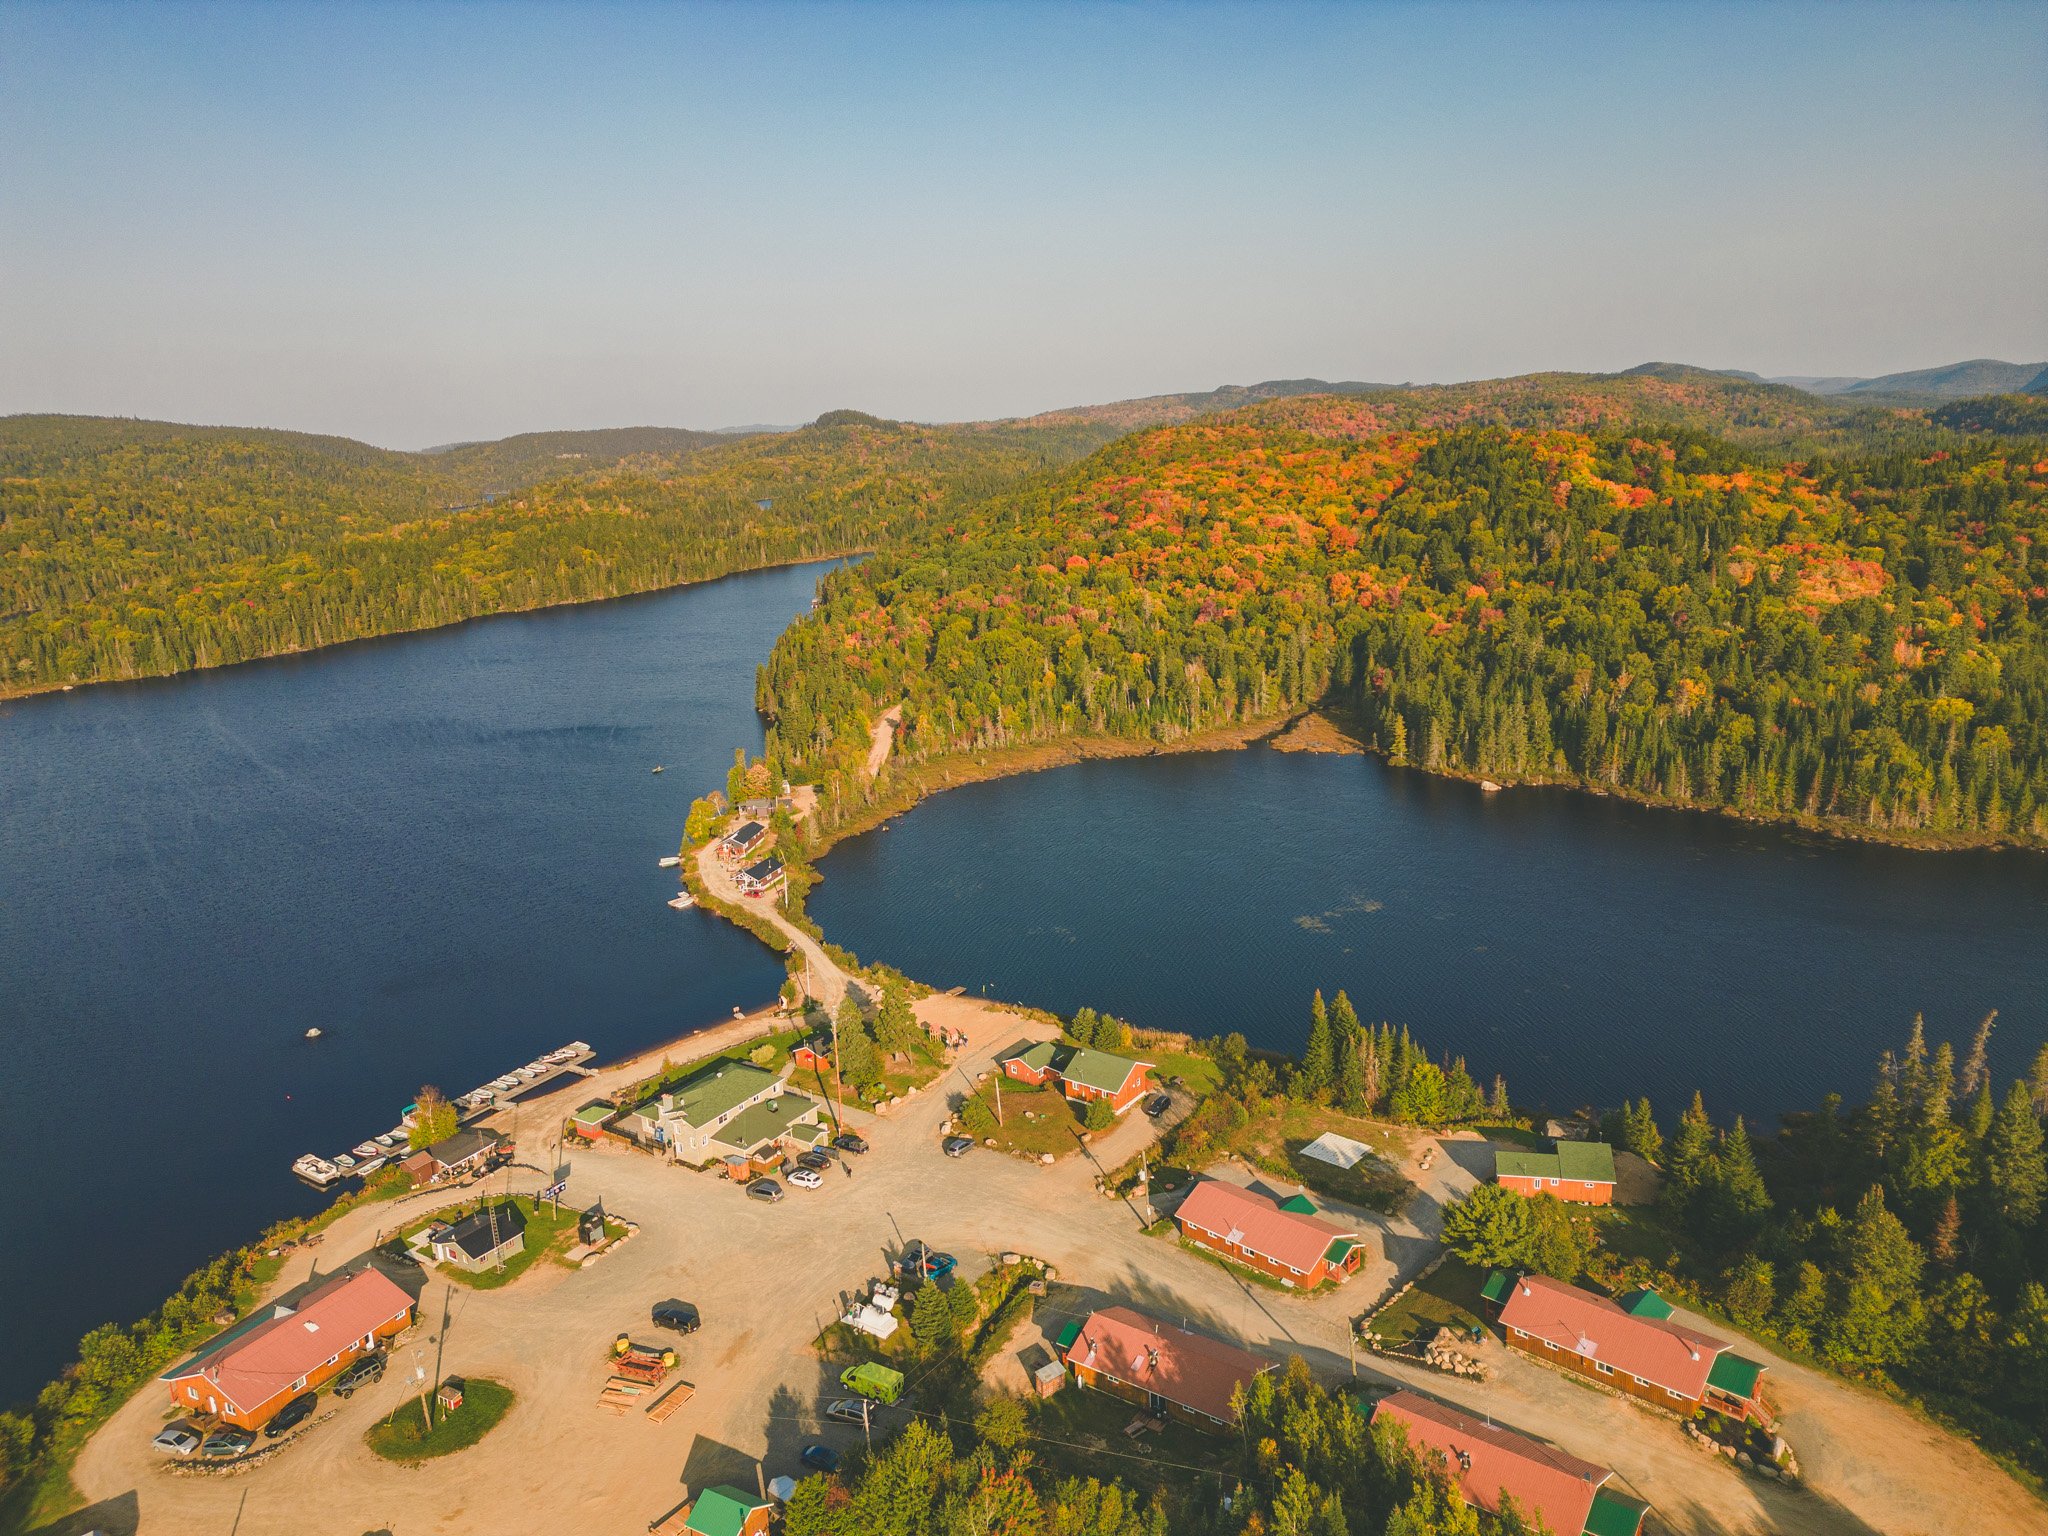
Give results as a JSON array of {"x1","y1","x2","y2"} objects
[{"x1": 2, "y1": 0, "x2": 2045, "y2": 449}]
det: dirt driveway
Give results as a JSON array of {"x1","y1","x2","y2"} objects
[{"x1": 61, "y1": 996, "x2": 2043, "y2": 1536}]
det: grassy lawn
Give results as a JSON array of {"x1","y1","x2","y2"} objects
[
  {"x1": 1474, "y1": 1122, "x2": 1548, "y2": 1150},
  {"x1": 365, "y1": 1377, "x2": 515, "y2": 1463},
  {"x1": 878, "y1": 1034, "x2": 948, "y2": 1099},
  {"x1": 398, "y1": 1196, "x2": 588, "y2": 1290},
  {"x1": 1027, "y1": 1379, "x2": 1243, "y2": 1496},
  {"x1": 1365, "y1": 1258, "x2": 1494, "y2": 1346},
  {"x1": 1144, "y1": 1048, "x2": 1222, "y2": 1098},
  {"x1": 1228, "y1": 1103, "x2": 1415, "y2": 1216},
  {"x1": 963, "y1": 1082, "x2": 1088, "y2": 1159}
]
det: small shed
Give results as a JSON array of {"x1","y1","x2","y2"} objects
[{"x1": 436, "y1": 1376, "x2": 465, "y2": 1413}]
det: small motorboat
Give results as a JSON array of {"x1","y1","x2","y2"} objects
[
  {"x1": 668, "y1": 892, "x2": 695, "y2": 910},
  {"x1": 375, "y1": 1133, "x2": 399, "y2": 1149},
  {"x1": 353, "y1": 1141, "x2": 380, "y2": 1158},
  {"x1": 493, "y1": 1075, "x2": 520, "y2": 1091},
  {"x1": 355, "y1": 1156, "x2": 386, "y2": 1176},
  {"x1": 304, "y1": 1027, "x2": 323, "y2": 1040},
  {"x1": 332, "y1": 1153, "x2": 357, "y2": 1171},
  {"x1": 566, "y1": 1040, "x2": 590, "y2": 1055},
  {"x1": 658, "y1": 855, "x2": 681, "y2": 868},
  {"x1": 651, "y1": 765, "x2": 665, "y2": 775}
]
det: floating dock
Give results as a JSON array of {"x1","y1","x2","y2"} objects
[{"x1": 293, "y1": 1040, "x2": 593, "y2": 1187}]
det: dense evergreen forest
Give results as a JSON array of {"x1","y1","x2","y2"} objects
[
  {"x1": 754, "y1": 376, "x2": 2048, "y2": 848},
  {"x1": 0, "y1": 411, "x2": 1119, "y2": 695}
]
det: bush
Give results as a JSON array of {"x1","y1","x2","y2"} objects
[
  {"x1": 1083, "y1": 1098, "x2": 1117, "y2": 1134},
  {"x1": 961, "y1": 1094, "x2": 998, "y2": 1138}
]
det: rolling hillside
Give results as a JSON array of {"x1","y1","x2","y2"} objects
[{"x1": 757, "y1": 378, "x2": 2048, "y2": 848}]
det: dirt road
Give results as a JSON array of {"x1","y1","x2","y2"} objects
[
  {"x1": 59, "y1": 995, "x2": 2042, "y2": 1536},
  {"x1": 694, "y1": 839, "x2": 854, "y2": 1012}
]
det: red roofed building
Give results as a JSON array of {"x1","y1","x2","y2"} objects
[
  {"x1": 1172, "y1": 1178, "x2": 1366, "y2": 1288},
  {"x1": 160, "y1": 1267, "x2": 416, "y2": 1429},
  {"x1": 1372, "y1": 1390, "x2": 1650, "y2": 1536},
  {"x1": 1059, "y1": 1306, "x2": 1273, "y2": 1427},
  {"x1": 1488, "y1": 1272, "x2": 1768, "y2": 1422}
]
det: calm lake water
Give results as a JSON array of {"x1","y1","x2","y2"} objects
[
  {"x1": 6, "y1": 569, "x2": 2046, "y2": 1409},
  {"x1": 813, "y1": 748, "x2": 2048, "y2": 1126},
  {"x1": 0, "y1": 563, "x2": 840, "y2": 1405}
]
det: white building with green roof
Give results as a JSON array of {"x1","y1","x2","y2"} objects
[{"x1": 620, "y1": 1060, "x2": 821, "y2": 1166}]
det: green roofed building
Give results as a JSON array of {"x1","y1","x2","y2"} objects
[
  {"x1": 624, "y1": 1060, "x2": 819, "y2": 1166},
  {"x1": 1493, "y1": 1138, "x2": 1618, "y2": 1204},
  {"x1": 998, "y1": 1039, "x2": 1155, "y2": 1114},
  {"x1": 681, "y1": 1484, "x2": 773, "y2": 1536}
]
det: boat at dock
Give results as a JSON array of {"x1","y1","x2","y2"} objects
[
  {"x1": 658, "y1": 855, "x2": 681, "y2": 868},
  {"x1": 286, "y1": 1040, "x2": 595, "y2": 1187},
  {"x1": 668, "y1": 892, "x2": 695, "y2": 910}
]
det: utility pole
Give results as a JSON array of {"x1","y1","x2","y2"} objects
[{"x1": 994, "y1": 1070, "x2": 1003, "y2": 1127}]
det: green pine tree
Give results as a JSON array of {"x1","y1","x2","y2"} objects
[
  {"x1": 1985, "y1": 1079, "x2": 2048, "y2": 1227},
  {"x1": 1297, "y1": 991, "x2": 1334, "y2": 1101}
]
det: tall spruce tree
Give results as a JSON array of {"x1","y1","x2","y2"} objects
[
  {"x1": 1985, "y1": 1079, "x2": 2048, "y2": 1228},
  {"x1": 1961, "y1": 1011, "x2": 1998, "y2": 1099},
  {"x1": 1298, "y1": 991, "x2": 1335, "y2": 1101}
]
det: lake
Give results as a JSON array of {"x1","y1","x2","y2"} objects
[
  {"x1": 0, "y1": 562, "x2": 840, "y2": 1405},
  {"x1": 812, "y1": 747, "x2": 2048, "y2": 1126},
  {"x1": 6, "y1": 569, "x2": 2046, "y2": 1409}
]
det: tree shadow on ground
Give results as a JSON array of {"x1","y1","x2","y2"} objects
[{"x1": 19, "y1": 1488, "x2": 140, "y2": 1536}]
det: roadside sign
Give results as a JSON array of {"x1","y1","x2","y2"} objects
[{"x1": 541, "y1": 1180, "x2": 567, "y2": 1202}]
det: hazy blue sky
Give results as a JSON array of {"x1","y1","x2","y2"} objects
[{"x1": 3, "y1": 1, "x2": 2044, "y2": 447}]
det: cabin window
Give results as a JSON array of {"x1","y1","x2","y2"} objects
[
  {"x1": 1593, "y1": 1361, "x2": 1613, "y2": 1375},
  {"x1": 1668, "y1": 1388, "x2": 1685, "y2": 1400}
]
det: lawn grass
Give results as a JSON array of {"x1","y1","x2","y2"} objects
[
  {"x1": 1365, "y1": 1258, "x2": 1494, "y2": 1345},
  {"x1": 364, "y1": 1377, "x2": 515, "y2": 1463},
  {"x1": 1228, "y1": 1103, "x2": 1415, "y2": 1216},
  {"x1": 1474, "y1": 1122, "x2": 1548, "y2": 1150},
  {"x1": 965, "y1": 1082, "x2": 1088, "y2": 1159},
  {"x1": 1145, "y1": 1048, "x2": 1222, "y2": 1098}
]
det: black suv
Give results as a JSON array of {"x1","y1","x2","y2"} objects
[
  {"x1": 652, "y1": 1301, "x2": 701, "y2": 1335},
  {"x1": 834, "y1": 1132, "x2": 869, "y2": 1155},
  {"x1": 332, "y1": 1352, "x2": 387, "y2": 1397},
  {"x1": 263, "y1": 1391, "x2": 317, "y2": 1438}
]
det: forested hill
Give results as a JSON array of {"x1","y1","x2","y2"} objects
[
  {"x1": 0, "y1": 411, "x2": 1122, "y2": 696},
  {"x1": 420, "y1": 425, "x2": 745, "y2": 492},
  {"x1": 755, "y1": 383, "x2": 2048, "y2": 849}
]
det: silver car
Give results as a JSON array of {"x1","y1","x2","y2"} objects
[{"x1": 151, "y1": 1423, "x2": 202, "y2": 1457}]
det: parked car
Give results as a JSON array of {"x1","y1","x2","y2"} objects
[
  {"x1": 652, "y1": 1301, "x2": 701, "y2": 1335},
  {"x1": 942, "y1": 1136, "x2": 973, "y2": 1158},
  {"x1": 898, "y1": 1241, "x2": 956, "y2": 1280},
  {"x1": 200, "y1": 1427, "x2": 255, "y2": 1459},
  {"x1": 787, "y1": 1167, "x2": 824, "y2": 1190},
  {"x1": 746, "y1": 1179, "x2": 784, "y2": 1203},
  {"x1": 797, "y1": 1149, "x2": 834, "y2": 1171},
  {"x1": 263, "y1": 1391, "x2": 317, "y2": 1438},
  {"x1": 834, "y1": 1132, "x2": 869, "y2": 1155},
  {"x1": 151, "y1": 1423, "x2": 202, "y2": 1457},
  {"x1": 332, "y1": 1352, "x2": 387, "y2": 1397},
  {"x1": 1144, "y1": 1093, "x2": 1172, "y2": 1118},
  {"x1": 825, "y1": 1398, "x2": 873, "y2": 1425},
  {"x1": 800, "y1": 1443, "x2": 841, "y2": 1473}
]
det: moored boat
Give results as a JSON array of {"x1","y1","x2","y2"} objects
[{"x1": 668, "y1": 892, "x2": 695, "y2": 910}]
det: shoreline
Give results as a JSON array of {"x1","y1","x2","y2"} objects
[
  {"x1": 806, "y1": 703, "x2": 2047, "y2": 860},
  {"x1": 0, "y1": 549, "x2": 867, "y2": 707}
]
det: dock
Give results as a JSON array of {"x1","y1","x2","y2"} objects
[{"x1": 292, "y1": 1040, "x2": 594, "y2": 1187}]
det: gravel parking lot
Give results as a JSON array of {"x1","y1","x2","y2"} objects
[{"x1": 59, "y1": 993, "x2": 2043, "y2": 1536}]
